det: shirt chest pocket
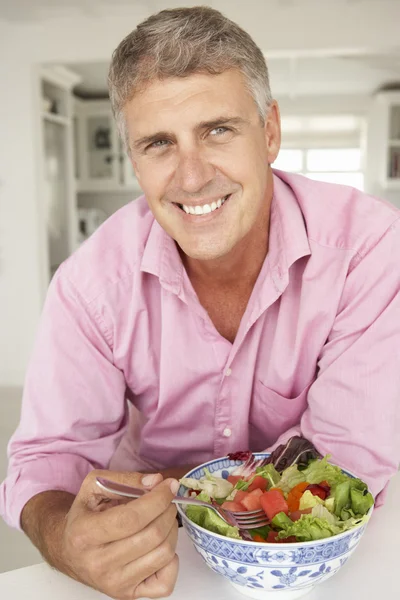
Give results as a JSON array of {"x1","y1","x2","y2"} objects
[{"x1": 249, "y1": 380, "x2": 310, "y2": 451}]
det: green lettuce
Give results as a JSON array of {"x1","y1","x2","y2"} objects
[
  {"x1": 334, "y1": 478, "x2": 373, "y2": 519},
  {"x1": 278, "y1": 465, "x2": 306, "y2": 494},
  {"x1": 302, "y1": 455, "x2": 348, "y2": 489},
  {"x1": 185, "y1": 491, "x2": 240, "y2": 539},
  {"x1": 180, "y1": 469, "x2": 233, "y2": 499},
  {"x1": 276, "y1": 514, "x2": 348, "y2": 542},
  {"x1": 299, "y1": 490, "x2": 324, "y2": 511},
  {"x1": 255, "y1": 463, "x2": 281, "y2": 488},
  {"x1": 250, "y1": 524, "x2": 271, "y2": 540}
]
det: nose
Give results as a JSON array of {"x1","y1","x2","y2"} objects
[{"x1": 173, "y1": 146, "x2": 215, "y2": 194}]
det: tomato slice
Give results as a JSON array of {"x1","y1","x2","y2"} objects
[
  {"x1": 266, "y1": 530, "x2": 280, "y2": 543},
  {"x1": 227, "y1": 475, "x2": 243, "y2": 486},
  {"x1": 261, "y1": 490, "x2": 289, "y2": 521},
  {"x1": 305, "y1": 483, "x2": 329, "y2": 500},
  {"x1": 269, "y1": 487, "x2": 285, "y2": 497},
  {"x1": 221, "y1": 500, "x2": 247, "y2": 512},
  {"x1": 289, "y1": 508, "x2": 312, "y2": 522},
  {"x1": 247, "y1": 476, "x2": 268, "y2": 493},
  {"x1": 249, "y1": 488, "x2": 264, "y2": 498},
  {"x1": 234, "y1": 490, "x2": 249, "y2": 504},
  {"x1": 241, "y1": 493, "x2": 262, "y2": 512}
]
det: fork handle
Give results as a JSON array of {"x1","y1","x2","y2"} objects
[{"x1": 96, "y1": 477, "x2": 210, "y2": 507}]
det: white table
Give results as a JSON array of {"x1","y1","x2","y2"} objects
[{"x1": 1, "y1": 475, "x2": 398, "y2": 599}]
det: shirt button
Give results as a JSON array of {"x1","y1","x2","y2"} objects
[
  {"x1": 223, "y1": 427, "x2": 232, "y2": 437},
  {"x1": 225, "y1": 368, "x2": 232, "y2": 377}
]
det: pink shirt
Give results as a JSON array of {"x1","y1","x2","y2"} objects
[{"x1": 1, "y1": 171, "x2": 400, "y2": 529}]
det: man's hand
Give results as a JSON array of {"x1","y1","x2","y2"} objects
[{"x1": 21, "y1": 471, "x2": 180, "y2": 599}]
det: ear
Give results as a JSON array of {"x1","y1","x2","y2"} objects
[
  {"x1": 130, "y1": 156, "x2": 142, "y2": 186},
  {"x1": 264, "y1": 100, "x2": 281, "y2": 165}
]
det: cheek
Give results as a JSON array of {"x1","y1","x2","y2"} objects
[{"x1": 137, "y1": 162, "x2": 170, "y2": 201}]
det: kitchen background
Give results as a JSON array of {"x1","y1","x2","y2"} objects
[{"x1": 0, "y1": 0, "x2": 399, "y2": 573}]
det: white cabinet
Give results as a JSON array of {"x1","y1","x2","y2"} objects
[
  {"x1": 74, "y1": 99, "x2": 141, "y2": 193},
  {"x1": 366, "y1": 91, "x2": 400, "y2": 194},
  {"x1": 38, "y1": 66, "x2": 81, "y2": 282}
]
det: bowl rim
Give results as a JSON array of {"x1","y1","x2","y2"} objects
[{"x1": 177, "y1": 452, "x2": 374, "y2": 547}]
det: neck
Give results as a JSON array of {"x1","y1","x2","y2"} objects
[{"x1": 182, "y1": 192, "x2": 272, "y2": 290}]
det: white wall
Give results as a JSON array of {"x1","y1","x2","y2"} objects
[{"x1": 1, "y1": 0, "x2": 400, "y2": 385}]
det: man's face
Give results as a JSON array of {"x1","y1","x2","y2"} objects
[{"x1": 125, "y1": 69, "x2": 280, "y2": 261}]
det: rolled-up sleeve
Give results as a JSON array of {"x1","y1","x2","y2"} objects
[
  {"x1": 268, "y1": 219, "x2": 400, "y2": 505},
  {"x1": 0, "y1": 266, "x2": 128, "y2": 529}
]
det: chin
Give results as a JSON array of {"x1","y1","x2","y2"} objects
[{"x1": 180, "y1": 242, "x2": 231, "y2": 262}]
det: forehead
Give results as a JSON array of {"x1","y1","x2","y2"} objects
[{"x1": 124, "y1": 70, "x2": 257, "y2": 133}]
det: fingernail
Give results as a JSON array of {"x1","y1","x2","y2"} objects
[
  {"x1": 142, "y1": 474, "x2": 158, "y2": 486},
  {"x1": 170, "y1": 479, "x2": 180, "y2": 495}
]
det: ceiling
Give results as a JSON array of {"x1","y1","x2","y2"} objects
[
  {"x1": 68, "y1": 52, "x2": 400, "y2": 100},
  {"x1": 3, "y1": 0, "x2": 399, "y2": 98},
  {"x1": 0, "y1": 0, "x2": 392, "y2": 22}
]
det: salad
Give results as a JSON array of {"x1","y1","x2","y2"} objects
[{"x1": 179, "y1": 442, "x2": 374, "y2": 544}]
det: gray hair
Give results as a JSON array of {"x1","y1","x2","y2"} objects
[{"x1": 108, "y1": 6, "x2": 273, "y2": 152}]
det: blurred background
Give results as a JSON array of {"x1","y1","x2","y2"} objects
[{"x1": 0, "y1": 0, "x2": 399, "y2": 572}]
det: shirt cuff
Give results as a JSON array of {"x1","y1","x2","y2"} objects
[{"x1": 0, "y1": 453, "x2": 95, "y2": 530}]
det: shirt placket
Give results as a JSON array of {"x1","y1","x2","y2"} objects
[{"x1": 212, "y1": 264, "x2": 289, "y2": 457}]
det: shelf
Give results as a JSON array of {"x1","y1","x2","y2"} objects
[
  {"x1": 42, "y1": 111, "x2": 70, "y2": 126},
  {"x1": 383, "y1": 179, "x2": 400, "y2": 191},
  {"x1": 76, "y1": 183, "x2": 142, "y2": 194}
]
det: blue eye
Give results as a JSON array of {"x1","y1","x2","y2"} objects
[
  {"x1": 211, "y1": 127, "x2": 228, "y2": 136},
  {"x1": 151, "y1": 140, "x2": 169, "y2": 148}
]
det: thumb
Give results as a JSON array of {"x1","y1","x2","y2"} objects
[{"x1": 77, "y1": 469, "x2": 164, "y2": 510}]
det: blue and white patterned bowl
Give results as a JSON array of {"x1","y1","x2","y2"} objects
[{"x1": 177, "y1": 453, "x2": 373, "y2": 600}]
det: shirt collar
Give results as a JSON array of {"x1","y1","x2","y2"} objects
[
  {"x1": 268, "y1": 171, "x2": 311, "y2": 291},
  {"x1": 140, "y1": 217, "x2": 183, "y2": 295},
  {"x1": 140, "y1": 170, "x2": 311, "y2": 295}
]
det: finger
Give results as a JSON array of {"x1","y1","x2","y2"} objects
[
  {"x1": 133, "y1": 554, "x2": 179, "y2": 599},
  {"x1": 141, "y1": 473, "x2": 164, "y2": 489},
  {"x1": 80, "y1": 478, "x2": 179, "y2": 544},
  {"x1": 103, "y1": 503, "x2": 177, "y2": 567},
  {"x1": 120, "y1": 523, "x2": 179, "y2": 596}
]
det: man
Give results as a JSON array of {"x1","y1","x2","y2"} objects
[{"x1": 1, "y1": 5, "x2": 400, "y2": 599}]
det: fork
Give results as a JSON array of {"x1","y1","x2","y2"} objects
[{"x1": 96, "y1": 477, "x2": 268, "y2": 531}]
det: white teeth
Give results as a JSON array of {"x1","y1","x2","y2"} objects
[{"x1": 181, "y1": 195, "x2": 228, "y2": 216}]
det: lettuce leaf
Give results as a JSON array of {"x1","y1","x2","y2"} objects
[
  {"x1": 299, "y1": 490, "x2": 324, "y2": 510},
  {"x1": 180, "y1": 472, "x2": 233, "y2": 499},
  {"x1": 302, "y1": 455, "x2": 348, "y2": 489},
  {"x1": 255, "y1": 463, "x2": 281, "y2": 488},
  {"x1": 278, "y1": 465, "x2": 306, "y2": 494},
  {"x1": 333, "y1": 478, "x2": 374, "y2": 518},
  {"x1": 185, "y1": 491, "x2": 240, "y2": 539}
]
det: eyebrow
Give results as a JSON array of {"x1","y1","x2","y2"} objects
[{"x1": 132, "y1": 116, "x2": 249, "y2": 152}]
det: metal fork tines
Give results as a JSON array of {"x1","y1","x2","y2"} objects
[
  {"x1": 96, "y1": 477, "x2": 269, "y2": 530},
  {"x1": 214, "y1": 506, "x2": 269, "y2": 529}
]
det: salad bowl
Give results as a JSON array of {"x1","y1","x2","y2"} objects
[{"x1": 177, "y1": 453, "x2": 373, "y2": 600}]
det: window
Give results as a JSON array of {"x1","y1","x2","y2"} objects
[
  {"x1": 274, "y1": 114, "x2": 365, "y2": 190},
  {"x1": 273, "y1": 147, "x2": 364, "y2": 191}
]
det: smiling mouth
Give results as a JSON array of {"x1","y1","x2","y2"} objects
[{"x1": 176, "y1": 194, "x2": 230, "y2": 215}]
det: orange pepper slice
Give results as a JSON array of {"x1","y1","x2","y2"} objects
[
  {"x1": 252, "y1": 534, "x2": 267, "y2": 543},
  {"x1": 287, "y1": 481, "x2": 309, "y2": 513}
]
